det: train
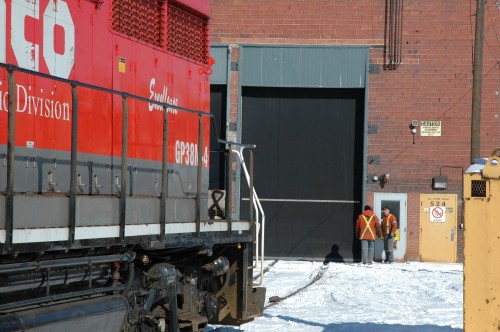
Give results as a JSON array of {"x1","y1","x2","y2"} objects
[{"x1": 0, "y1": 0, "x2": 265, "y2": 331}]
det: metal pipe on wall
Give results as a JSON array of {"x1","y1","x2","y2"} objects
[{"x1": 471, "y1": 0, "x2": 484, "y2": 162}]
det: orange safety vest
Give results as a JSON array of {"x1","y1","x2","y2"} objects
[
  {"x1": 360, "y1": 215, "x2": 375, "y2": 239},
  {"x1": 384, "y1": 214, "x2": 392, "y2": 234}
]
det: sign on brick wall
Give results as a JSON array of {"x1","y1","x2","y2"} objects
[{"x1": 420, "y1": 121, "x2": 442, "y2": 136}]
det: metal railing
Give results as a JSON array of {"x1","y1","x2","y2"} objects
[
  {"x1": 0, "y1": 63, "x2": 260, "y2": 252},
  {"x1": 232, "y1": 146, "x2": 265, "y2": 286},
  {"x1": 1, "y1": 63, "x2": 208, "y2": 249}
]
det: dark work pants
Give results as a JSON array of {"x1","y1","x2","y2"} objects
[{"x1": 384, "y1": 235, "x2": 394, "y2": 262}]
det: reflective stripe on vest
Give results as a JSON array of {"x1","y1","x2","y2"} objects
[
  {"x1": 385, "y1": 214, "x2": 392, "y2": 234},
  {"x1": 361, "y1": 215, "x2": 375, "y2": 239}
]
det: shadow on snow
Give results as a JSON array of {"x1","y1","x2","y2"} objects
[{"x1": 206, "y1": 314, "x2": 462, "y2": 332}]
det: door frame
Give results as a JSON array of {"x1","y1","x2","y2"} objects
[{"x1": 374, "y1": 193, "x2": 407, "y2": 261}]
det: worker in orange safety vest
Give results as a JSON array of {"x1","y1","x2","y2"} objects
[
  {"x1": 381, "y1": 206, "x2": 398, "y2": 264},
  {"x1": 355, "y1": 205, "x2": 382, "y2": 264}
]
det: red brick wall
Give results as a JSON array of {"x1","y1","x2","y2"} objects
[{"x1": 211, "y1": 0, "x2": 500, "y2": 261}]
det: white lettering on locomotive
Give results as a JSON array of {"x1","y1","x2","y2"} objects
[
  {"x1": 0, "y1": 81, "x2": 70, "y2": 121},
  {"x1": 11, "y1": 0, "x2": 39, "y2": 71},
  {"x1": 175, "y1": 140, "x2": 208, "y2": 167},
  {"x1": 4, "y1": 0, "x2": 75, "y2": 78},
  {"x1": 43, "y1": 0, "x2": 75, "y2": 78},
  {"x1": 149, "y1": 78, "x2": 179, "y2": 114}
]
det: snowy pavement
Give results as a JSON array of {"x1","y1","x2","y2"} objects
[{"x1": 207, "y1": 260, "x2": 463, "y2": 331}]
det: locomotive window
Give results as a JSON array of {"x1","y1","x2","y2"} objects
[
  {"x1": 111, "y1": 0, "x2": 167, "y2": 48},
  {"x1": 166, "y1": 1, "x2": 209, "y2": 64}
]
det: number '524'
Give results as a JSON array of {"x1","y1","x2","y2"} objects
[{"x1": 429, "y1": 201, "x2": 446, "y2": 207}]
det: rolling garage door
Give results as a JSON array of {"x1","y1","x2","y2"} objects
[
  {"x1": 240, "y1": 46, "x2": 368, "y2": 261},
  {"x1": 241, "y1": 87, "x2": 364, "y2": 260}
]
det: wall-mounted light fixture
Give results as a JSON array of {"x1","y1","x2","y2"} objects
[
  {"x1": 432, "y1": 166, "x2": 462, "y2": 190},
  {"x1": 409, "y1": 120, "x2": 418, "y2": 144},
  {"x1": 432, "y1": 176, "x2": 448, "y2": 190},
  {"x1": 372, "y1": 173, "x2": 390, "y2": 188}
]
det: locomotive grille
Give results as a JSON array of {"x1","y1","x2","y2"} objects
[
  {"x1": 111, "y1": 1, "x2": 209, "y2": 64},
  {"x1": 471, "y1": 180, "x2": 486, "y2": 197},
  {"x1": 166, "y1": 2, "x2": 209, "y2": 64},
  {"x1": 111, "y1": 0, "x2": 167, "y2": 48}
]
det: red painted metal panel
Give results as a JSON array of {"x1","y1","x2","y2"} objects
[{"x1": 0, "y1": 0, "x2": 211, "y2": 167}]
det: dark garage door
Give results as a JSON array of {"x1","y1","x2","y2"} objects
[{"x1": 241, "y1": 87, "x2": 365, "y2": 261}]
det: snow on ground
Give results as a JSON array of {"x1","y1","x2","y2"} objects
[{"x1": 207, "y1": 261, "x2": 463, "y2": 331}]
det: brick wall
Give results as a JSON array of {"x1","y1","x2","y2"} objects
[{"x1": 211, "y1": 0, "x2": 500, "y2": 261}]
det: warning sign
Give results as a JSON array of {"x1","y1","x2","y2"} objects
[
  {"x1": 430, "y1": 206, "x2": 446, "y2": 223},
  {"x1": 421, "y1": 121, "x2": 442, "y2": 137}
]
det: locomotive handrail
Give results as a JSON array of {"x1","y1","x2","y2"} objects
[
  {"x1": 233, "y1": 146, "x2": 265, "y2": 286},
  {"x1": 195, "y1": 114, "x2": 204, "y2": 234},
  {"x1": 208, "y1": 118, "x2": 260, "y2": 238},
  {"x1": 1, "y1": 62, "x2": 216, "y2": 250},
  {"x1": 5, "y1": 68, "x2": 15, "y2": 250},
  {"x1": 120, "y1": 95, "x2": 129, "y2": 242},
  {"x1": 160, "y1": 104, "x2": 169, "y2": 241},
  {"x1": 208, "y1": 117, "x2": 263, "y2": 269},
  {"x1": 208, "y1": 111, "x2": 257, "y2": 149},
  {"x1": 69, "y1": 84, "x2": 78, "y2": 245},
  {"x1": 217, "y1": 139, "x2": 256, "y2": 149},
  {"x1": 2, "y1": 62, "x2": 260, "y2": 250}
]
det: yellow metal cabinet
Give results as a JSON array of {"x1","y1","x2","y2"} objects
[{"x1": 463, "y1": 148, "x2": 500, "y2": 332}]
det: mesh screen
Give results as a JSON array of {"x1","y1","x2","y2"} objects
[
  {"x1": 111, "y1": 0, "x2": 167, "y2": 48},
  {"x1": 167, "y1": 2, "x2": 209, "y2": 64},
  {"x1": 471, "y1": 180, "x2": 486, "y2": 197},
  {"x1": 111, "y1": 0, "x2": 209, "y2": 64}
]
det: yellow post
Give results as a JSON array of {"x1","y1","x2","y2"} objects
[{"x1": 463, "y1": 148, "x2": 500, "y2": 331}]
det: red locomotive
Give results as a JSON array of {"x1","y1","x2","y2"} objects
[{"x1": 0, "y1": 0, "x2": 264, "y2": 330}]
